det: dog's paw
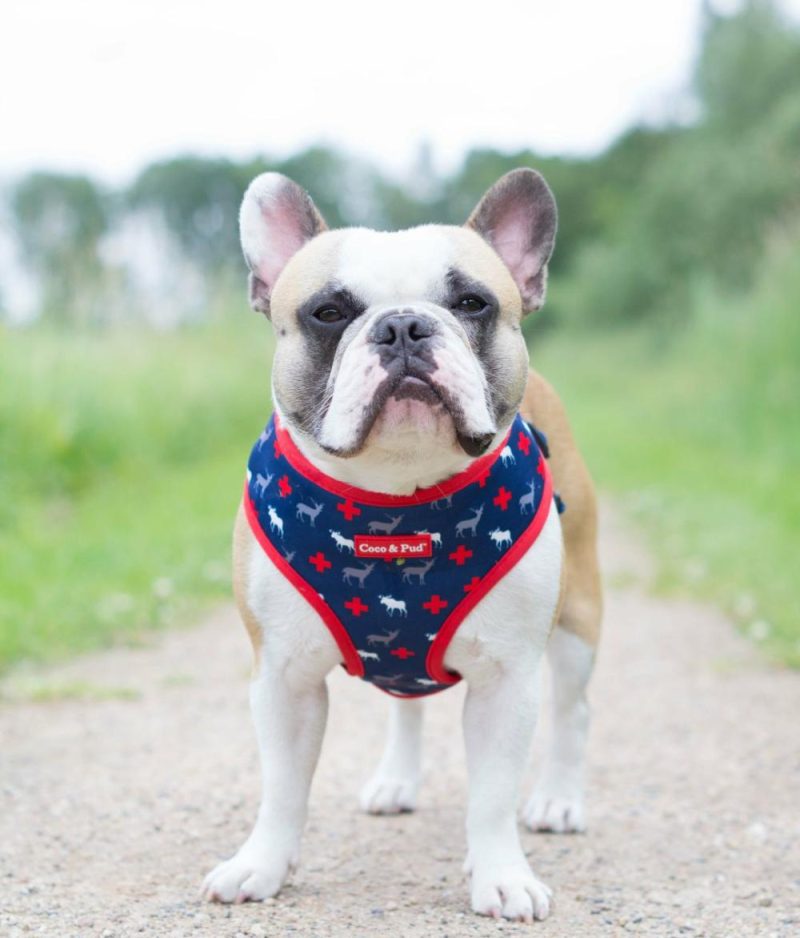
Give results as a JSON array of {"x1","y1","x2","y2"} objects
[
  {"x1": 359, "y1": 773, "x2": 419, "y2": 815},
  {"x1": 201, "y1": 844, "x2": 294, "y2": 904},
  {"x1": 522, "y1": 787, "x2": 586, "y2": 834},
  {"x1": 467, "y1": 857, "x2": 552, "y2": 923}
]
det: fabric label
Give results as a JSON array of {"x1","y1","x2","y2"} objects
[{"x1": 354, "y1": 534, "x2": 432, "y2": 559}]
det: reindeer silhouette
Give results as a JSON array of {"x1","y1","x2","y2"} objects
[
  {"x1": 431, "y1": 494, "x2": 454, "y2": 510},
  {"x1": 519, "y1": 478, "x2": 537, "y2": 515},
  {"x1": 367, "y1": 514, "x2": 404, "y2": 535},
  {"x1": 282, "y1": 547, "x2": 296, "y2": 565},
  {"x1": 255, "y1": 472, "x2": 273, "y2": 496},
  {"x1": 296, "y1": 499, "x2": 324, "y2": 526},
  {"x1": 367, "y1": 628, "x2": 401, "y2": 646},
  {"x1": 401, "y1": 557, "x2": 436, "y2": 585},
  {"x1": 341, "y1": 562, "x2": 376, "y2": 588},
  {"x1": 455, "y1": 505, "x2": 484, "y2": 538},
  {"x1": 358, "y1": 649, "x2": 380, "y2": 661},
  {"x1": 256, "y1": 424, "x2": 273, "y2": 448}
]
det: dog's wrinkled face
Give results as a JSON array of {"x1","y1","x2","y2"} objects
[{"x1": 239, "y1": 169, "x2": 557, "y2": 462}]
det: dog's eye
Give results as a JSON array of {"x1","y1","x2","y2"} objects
[
  {"x1": 313, "y1": 305, "x2": 346, "y2": 324},
  {"x1": 454, "y1": 295, "x2": 488, "y2": 315}
]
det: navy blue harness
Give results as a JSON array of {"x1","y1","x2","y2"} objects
[{"x1": 245, "y1": 414, "x2": 554, "y2": 697}]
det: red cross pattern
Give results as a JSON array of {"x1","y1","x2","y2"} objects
[
  {"x1": 308, "y1": 552, "x2": 331, "y2": 573},
  {"x1": 423, "y1": 595, "x2": 449, "y2": 615},
  {"x1": 390, "y1": 647, "x2": 415, "y2": 660},
  {"x1": 517, "y1": 430, "x2": 531, "y2": 456},
  {"x1": 344, "y1": 596, "x2": 369, "y2": 617},
  {"x1": 449, "y1": 544, "x2": 474, "y2": 566},
  {"x1": 493, "y1": 486, "x2": 512, "y2": 511},
  {"x1": 463, "y1": 576, "x2": 481, "y2": 594},
  {"x1": 337, "y1": 498, "x2": 362, "y2": 521},
  {"x1": 278, "y1": 475, "x2": 292, "y2": 498},
  {"x1": 273, "y1": 439, "x2": 282, "y2": 458},
  {"x1": 477, "y1": 468, "x2": 491, "y2": 488}
]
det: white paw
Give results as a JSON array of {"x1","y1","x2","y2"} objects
[
  {"x1": 359, "y1": 773, "x2": 419, "y2": 814},
  {"x1": 523, "y1": 787, "x2": 586, "y2": 833},
  {"x1": 201, "y1": 843, "x2": 295, "y2": 904},
  {"x1": 468, "y1": 858, "x2": 552, "y2": 922}
]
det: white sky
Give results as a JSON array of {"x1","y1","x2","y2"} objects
[{"x1": 3, "y1": 0, "x2": 800, "y2": 184}]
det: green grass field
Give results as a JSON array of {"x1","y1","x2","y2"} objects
[
  {"x1": 0, "y1": 316, "x2": 273, "y2": 667},
  {"x1": 1, "y1": 238, "x2": 797, "y2": 671},
  {"x1": 535, "y1": 233, "x2": 800, "y2": 667}
]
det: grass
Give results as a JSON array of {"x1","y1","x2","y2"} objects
[
  {"x1": 533, "y1": 232, "x2": 800, "y2": 667},
  {"x1": 0, "y1": 313, "x2": 274, "y2": 669}
]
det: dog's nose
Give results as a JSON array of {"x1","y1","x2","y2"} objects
[{"x1": 371, "y1": 313, "x2": 436, "y2": 351}]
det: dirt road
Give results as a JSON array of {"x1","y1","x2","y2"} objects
[{"x1": 1, "y1": 505, "x2": 798, "y2": 937}]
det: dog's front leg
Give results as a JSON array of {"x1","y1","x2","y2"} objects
[
  {"x1": 462, "y1": 656, "x2": 551, "y2": 923},
  {"x1": 360, "y1": 697, "x2": 424, "y2": 814},
  {"x1": 202, "y1": 651, "x2": 329, "y2": 904}
]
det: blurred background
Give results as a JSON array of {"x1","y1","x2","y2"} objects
[{"x1": 1, "y1": 0, "x2": 798, "y2": 673}]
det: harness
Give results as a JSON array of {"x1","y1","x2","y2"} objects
[{"x1": 244, "y1": 413, "x2": 556, "y2": 697}]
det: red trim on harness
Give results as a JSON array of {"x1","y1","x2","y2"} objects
[
  {"x1": 242, "y1": 485, "x2": 365, "y2": 678},
  {"x1": 274, "y1": 414, "x2": 512, "y2": 507},
  {"x1": 426, "y1": 455, "x2": 554, "y2": 685}
]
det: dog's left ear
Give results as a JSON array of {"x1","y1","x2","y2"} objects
[
  {"x1": 239, "y1": 173, "x2": 328, "y2": 316},
  {"x1": 466, "y1": 168, "x2": 557, "y2": 313}
]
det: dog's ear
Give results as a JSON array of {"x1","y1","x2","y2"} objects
[
  {"x1": 239, "y1": 173, "x2": 328, "y2": 316},
  {"x1": 466, "y1": 168, "x2": 557, "y2": 313}
]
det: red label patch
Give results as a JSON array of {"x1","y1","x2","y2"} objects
[{"x1": 354, "y1": 534, "x2": 432, "y2": 559}]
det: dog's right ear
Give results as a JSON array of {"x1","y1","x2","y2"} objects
[{"x1": 239, "y1": 173, "x2": 328, "y2": 316}]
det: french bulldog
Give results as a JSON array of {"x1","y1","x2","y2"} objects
[{"x1": 201, "y1": 169, "x2": 602, "y2": 923}]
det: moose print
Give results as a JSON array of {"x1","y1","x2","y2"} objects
[
  {"x1": 519, "y1": 478, "x2": 537, "y2": 515},
  {"x1": 367, "y1": 514, "x2": 404, "y2": 535},
  {"x1": 401, "y1": 557, "x2": 435, "y2": 585},
  {"x1": 330, "y1": 530, "x2": 355, "y2": 553},
  {"x1": 456, "y1": 505, "x2": 484, "y2": 538},
  {"x1": 267, "y1": 506, "x2": 284, "y2": 537},
  {"x1": 379, "y1": 595, "x2": 408, "y2": 617},
  {"x1": 255, "y1": 472, "x2": 273, "y2": 496},
  {"x1": 367, "y1": 628, "x2": 401, "y2": 646},
  {"x1": 416, "y1": 678, "x2": 438, "y2": 686},
  {"x1": 296, "y1": 499, "x2": 324, "y2": 526},
  {"x1": 342, "y1": 562, "x2": 376, "y2": 588},
  {"x1": 415, "y1": 529, "x2": 442, "y2": 549},
  {"x1": 489, "y1": 528, "x2": 512, "y2": 550},
  {"x1": 358, "y1": 649, "x2": 380, "y2": 661},
  {"x1": 500, "y1": 445, "x2": 516, "y2": 466},
  {"x1": 425, "y1": 632, "x2": 438, "y2": 641}
]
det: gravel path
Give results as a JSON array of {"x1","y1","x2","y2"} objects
[{"x1": 1, "y1": 503, "x2": 798, "y2": 937}]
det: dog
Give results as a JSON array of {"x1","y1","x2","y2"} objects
[{"x1": 201, "y1": 168, "x2": 602, "y2": 923}]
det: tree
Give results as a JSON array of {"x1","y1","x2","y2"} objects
[{"x1": 11, "y1": 173, "x2": 109, "y2": 325}]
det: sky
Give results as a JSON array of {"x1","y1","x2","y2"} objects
[{"x1": 2, "y1": 0, "x2": 800, "y2": 184}]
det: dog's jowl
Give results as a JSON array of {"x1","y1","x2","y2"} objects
[{"x1": 202, "y1": 169, "x2": 602, "y2": 923}]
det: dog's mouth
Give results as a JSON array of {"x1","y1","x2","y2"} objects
[{"x1": 321, "y1": 365, "x2": 496, "y2": 459}]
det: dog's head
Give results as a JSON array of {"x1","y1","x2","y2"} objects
[{"x1": 239, "y1": 169, "x2": 556, "y2": 463}]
